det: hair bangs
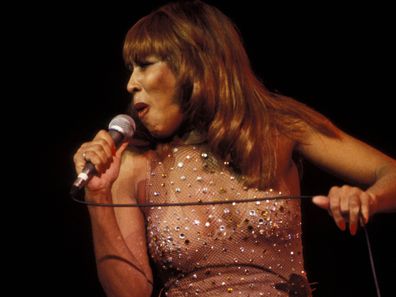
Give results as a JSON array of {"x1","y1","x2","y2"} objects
[{"x1": 123, "y1": 12, "x2": 176, "y2": 66}]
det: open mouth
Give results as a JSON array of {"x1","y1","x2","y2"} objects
[{"x1": 133, "y1": 102, "x2": 150, "y2": 118}]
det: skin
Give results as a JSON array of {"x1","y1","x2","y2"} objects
[
  {"x1": 72, "y1": 57, "x2": 184, "y2": 297},
  {"x1": 297, "y1": 128, "x2": 396, "y2": 234},
  {"x1": 127, "y1": 56, "x2": 184, "y2": 139},
  {"x1": 73, "y1": 58, "x2": 396, "y2": 297}
]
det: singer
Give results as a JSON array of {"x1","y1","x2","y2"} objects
[{"x1": 72, "y1": 1, "x2": 396, "y2": 296}]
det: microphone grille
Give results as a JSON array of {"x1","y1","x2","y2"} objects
[{"x1": 108, "y1": 114, "x2": 136, "y2": 138}]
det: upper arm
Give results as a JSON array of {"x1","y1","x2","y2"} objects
[
  {"x1": 296, "y1": 123, "x2": 396, "y2": 186},
  {"x1": 111, "y1": 149, "x2": 153, "y2": 281}
]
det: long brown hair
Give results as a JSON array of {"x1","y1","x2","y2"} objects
[{"x1": 123, "y1": 0, "x2": 338, "y2": 189}]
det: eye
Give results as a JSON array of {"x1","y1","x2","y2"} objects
[
  {"x1": 137, "y1": 61, "x2": 153, "y2": 69},
  {"x1": 127, "y1": 59, "x2": 156, "y2": 72}
]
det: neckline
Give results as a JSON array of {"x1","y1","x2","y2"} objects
[{"x1": 171, "y1": 130, "x2": 207, "y2": 146}]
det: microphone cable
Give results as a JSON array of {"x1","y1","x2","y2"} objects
[{"x1": 71, "y1": 193, "x2": 382, "y2": 297}]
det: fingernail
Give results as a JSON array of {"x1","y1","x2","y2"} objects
[
  {"x1": 350, "y1": 223, "x2": 356, "y2": 236},
  {"x1": 339, "y1": 221, "x2": 346, "y2": 231},
  {"x1": 312, "y1": 196, "x2": 320, "y2": 204},
  {"x1": 312, "y1": 195, "x2": 324, "y2": 202}
]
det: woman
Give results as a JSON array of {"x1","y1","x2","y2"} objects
[{"x1": 73, "y1": 1, "x2": 396, "y2": 296}]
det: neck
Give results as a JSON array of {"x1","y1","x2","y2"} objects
[
  {"x1": 177, "y1": 130, "x2": 206, "y2": 145},
  {"x1": 154, "y1": 130, "x2": 206, "y2": 157}
]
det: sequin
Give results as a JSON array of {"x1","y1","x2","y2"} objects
[
  {"x1": 219, "y1": 187, "x2": 227, "y2": 194},
  {"x1": 201, "y1": 152, "x2": 208, "y2": 159},
  {"x1": 144, "y1": 142, "x2": 308, "y2": 297}
]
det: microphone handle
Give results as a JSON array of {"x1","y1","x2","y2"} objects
[{"x1": 70, "y1": 129, "x2": 125, "y2": 196}]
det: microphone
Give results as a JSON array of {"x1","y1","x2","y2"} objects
[{"x1": 70, "y1": 114, "x2": 136, "y2": 196}]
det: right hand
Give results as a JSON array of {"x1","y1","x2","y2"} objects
[{"x1": 73, "y1": 130, "x2": 129, "y2": 199}]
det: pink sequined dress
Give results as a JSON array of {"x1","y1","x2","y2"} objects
[{"x1": 142, "y1": 140, "x2": 311, "y2": 297}]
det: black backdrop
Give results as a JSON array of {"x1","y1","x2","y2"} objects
[{"x1": 36, "y1": 1, "x2": 395, "y2": 296}]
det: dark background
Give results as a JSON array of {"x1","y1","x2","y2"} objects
[{"x1": 34, "y1": 1, "x2": 395, "y2": 296}]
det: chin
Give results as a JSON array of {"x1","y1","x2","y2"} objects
[
  {"x1": 149, "y1": 128, "x2": 177, "y2": 140},
  {"x1": 146, "y1": 117, "x2": 184, "y2": 140}
]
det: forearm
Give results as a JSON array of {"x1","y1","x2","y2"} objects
[
  {"x1": 87, "y1": 192, "x2": 152, "y2": 297},
  {"x1": 367, "y1": 164, "x2": 396, "y2": 214}
]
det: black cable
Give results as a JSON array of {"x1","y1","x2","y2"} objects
[
  {"x1": 71, "y1": 193, "x2": 381, "y2": 296},
  {"x1": 71, "y1": 194, "x2": 314, "y2": 207},
  {"x1": 361, "y1": 218, "x2": 382, "y2": 297}
]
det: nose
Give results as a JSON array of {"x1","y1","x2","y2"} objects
[{"x1": 127, "y1": 72, "x2": 142, "y2": 94}]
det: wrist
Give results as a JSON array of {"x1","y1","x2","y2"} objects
[
  {"x1": 84, "y1": 188, "x2": 112, "y2": 203},
  {"x1": 367, "y1": 191, "x2": 379, "y2": 216}
]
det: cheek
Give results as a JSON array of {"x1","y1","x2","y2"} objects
[
  {"x1": 151, "y1": 106, "x2": 184, "y2": 138},
  {"x1": 162, "y1": 106, "x2": 184, "y2": 128},
  {"x1": 146, "y1": 68, "x2": 176, "y2": 95}
]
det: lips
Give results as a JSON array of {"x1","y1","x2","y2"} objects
[{"x1": 133, "y1": 102, "x2": 150, "y2": 118}]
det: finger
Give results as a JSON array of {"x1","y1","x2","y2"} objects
[
  {"x1": 73, "y1": 144, "x2": 91, "y2": 174},
  {"x1": 328, "y1": 187, "x2": 346, "y2": 231},
  {"x1": 74, "y1": 154, "x2": 87, "y2": 174},
  {"x1": 83, "y1": 147, "x2": 112, "y2": 174},
  {"x1": 92, "y1": 137, "x2": 114, "y2": 160},
  {"x1": 312, "y1": 196, "x2": 330, "y2": 209},
  {"x1": 115, "y1": 141, "x2": 129, "y2": 159},
  {"x1": 360, "y1": 192, "x2": 371, "y2": 224},
  {"x1": 339, "y1": 192, "x2": 350, "y2": 215},
  {"x1": 94, "y1": 130, "x2": 117, "y2": 154},
  {"x1": 348, "y1": 195, "x2": 361, "y2": 236}
]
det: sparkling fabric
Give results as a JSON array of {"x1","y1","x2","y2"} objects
[{"x1": 142, "y1": 142, "x2": 311, "y2": 296}]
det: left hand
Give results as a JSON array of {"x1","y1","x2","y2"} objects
[{"x1": 312, "y1": 185, "x2": 377, "y2": 235}]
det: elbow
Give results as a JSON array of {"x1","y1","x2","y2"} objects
[{"x1": 375, "y1": 161, "x2": 396, "y2": 181}]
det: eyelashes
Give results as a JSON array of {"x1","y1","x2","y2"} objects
[{"x1": 127, "y1": 61, "x2": 154, "y2": 72}]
